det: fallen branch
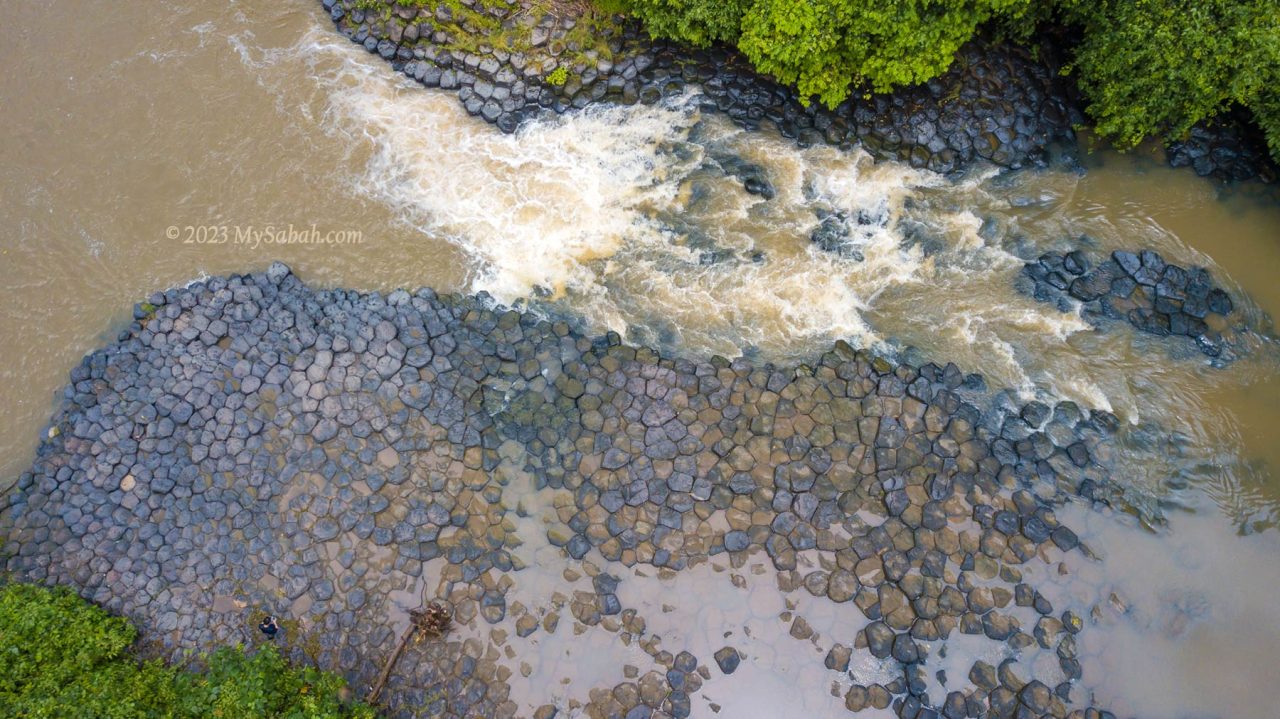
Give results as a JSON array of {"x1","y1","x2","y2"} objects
[{"x1": 365, "y1": 601, "x2": 453, "y2": 706}]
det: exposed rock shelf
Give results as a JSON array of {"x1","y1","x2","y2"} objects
[
  {"x1": 3, "y1": 263, "x2": 1127, "y2": 717},
  {"x1": 1022, "y1": 248, "x2": 1242, "y2": 361}
]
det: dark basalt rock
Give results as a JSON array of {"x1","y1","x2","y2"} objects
[
  {"x1": 1166, "y1": 109, "x2": 1279, "y2": 184},
  {"x1": 326, "y1": 0, "x2": 1280, "y2": 185},
  {"x1": 2, "y1": 261, "x2": 1134, "y2": 719},
  {"x1": 1023, "y1": 248, "x2": 1241, "y2": 359},
  {"x1": 742, "y1": 176, "x2": 775, "y2": 200},
  {"x1": 810, "y1": 214, "x2": 853, "y2": 255},
  {"x1": 317, "y1": 0, "x2": 1084, "y2": 176}
]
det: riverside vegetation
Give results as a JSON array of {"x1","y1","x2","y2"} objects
[
  {"x1": 0, "y1": 583, "x2": 374, "y2": 718},
  {"x1": 352, "y1": 0, "x2": 1280, "y2": 168},
  {"x1": 326, "y1": 0, "x2": 1278, "y2": 180},
  {"x1": 606, "y1": 0, "x2": 1280, "y2": 164}
]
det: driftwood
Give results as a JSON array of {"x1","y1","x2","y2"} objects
[{"x1": 366, "y1": 601, "x2": 453, "y2": 706}]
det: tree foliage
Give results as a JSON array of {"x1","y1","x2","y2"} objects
[
  {"x1": 737, "y1": 1, "x2": 1030, "y2": 107},
  {"x1": 1256, "y1": 93, "x2": 1280, "y2": 161},
  {"x1": 0, "y1": 583, "x2": 375, "y2": 719},
  {"x1": 611, "y1": 0, "x2": 1031, "y2": 107},
  {"x1": 605, "y1": 0, "x2": 1280, "y2": 160},
  {"x1": 612, "y1": 0, "x2": 751, "y2": 47},
  {"x1": 1059, "y1": 0, "x2": 1280, "y2": 160}
]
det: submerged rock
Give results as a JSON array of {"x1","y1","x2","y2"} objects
[
  {"x1": 742, "y1": 176, "x2": 775, "y2": 199},
  {"x1": 1, "y1": 262, "x2": 1127, "y2": 718}
]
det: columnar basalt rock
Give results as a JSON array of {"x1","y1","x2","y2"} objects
[
  {"x1": 2, "y1": 262, "x2": 1128, "y2": 717},
  {"x1": 1022, "y1": 248, "x2": 1240, "y2": 359},
  {"x1": 319, "y1": 0, "x2": 1082, "y2": 175},
  {"x1": 1166, "y1": 111, "x2": 1279, "y2": 184},
  {"x1": 318, "y1": 0, "x2": 1279, "y2": 183}
]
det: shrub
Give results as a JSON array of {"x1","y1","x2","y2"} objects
[
  {"x1": 605, "y1": 0, "x2": 1279, "y2": 158},
  {"x1": 0, "y1": 583, "x2": 374, "y2": 719},
  {"x1": 1255, "y1": 93, "x2": 1280, "y2": 161},
  {"x1": 545, "y1": 65, "x2": 569, "y2": 86},
  {"x1": 611, "y1": 0, "x2": 751, "y2": 47},
  {"x1": 737, "y1": 0, "x2": 1033, "y2": 107},
  {"x1": 1059, "y1": 0, "x2": 1280, "y2": 160},
  {"x1": 609, "y1": 1, "x2": 1031, "y2": 107}
]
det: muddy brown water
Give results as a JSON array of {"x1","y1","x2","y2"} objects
[{"x1": 2, "y1": 2, "x2": 1279, "y2": 717}]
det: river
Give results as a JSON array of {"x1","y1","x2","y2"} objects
[{"x1": 1, "y1": 1, "x2": 1278, "y2": 717}]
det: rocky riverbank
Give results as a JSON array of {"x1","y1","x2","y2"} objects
[
  {"x1": 3, "y1": 263, "x2": 1131, "y2": 717},
  {"x1": 1166, "y1": 109, "x2": 1279, "y2": 184},
  {"x1": 319, "y1": 0, "x2": 1277, "y2": 183},
  {"x1": 321, "y1": 0, "x2": 1082, "y2": 175}
]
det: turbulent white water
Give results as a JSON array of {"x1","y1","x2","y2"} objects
[
  {"x1": 256, "y1": 29, "x2": 1100, "y2": 395},
  {"x1": 321, "y1": 69, "x2": 931, "y2": 354},
  {"x1": 227, "y1": 25, "x2": 1280, "y2": 528},
  {"x1": 3, "y1": 4, "x2": 1280, "y2": 718}
]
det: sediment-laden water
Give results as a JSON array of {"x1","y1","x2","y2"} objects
[{"x1": 2, "y1": 2, "x2": 1279, "y2": 718}]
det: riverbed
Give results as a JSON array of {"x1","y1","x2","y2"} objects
[{"x1": 1, "y1": 2, "x2": 1278, "y2": 718}]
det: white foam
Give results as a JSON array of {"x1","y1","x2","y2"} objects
[
  {"x1": 260, "y1": 25, "x2": 1147, "y2": 419},
  {"x1": 260, "y1": 30, "x2": 966, "y2": 357}
]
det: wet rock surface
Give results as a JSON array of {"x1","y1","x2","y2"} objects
[
  {"x1": 1022, "y1": 248, "x2": 1240, "y2": 359},
  {"x1": 1166, "y1": 110, "x2": 1279, "y2": 184},
  {"x1": 1, "y1": 262, "x2": 1134, "y2": 717},
  {"x1": 319, "y1": 0, "x2": 1280, "y2": 184},
  {"x1": 319, "y1": 0, "x2": 1082, "y2": 175}
]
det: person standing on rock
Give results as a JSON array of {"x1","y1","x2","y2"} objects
[{"x1": 258, "y1": 615, "x2": 279, "y2": 639}]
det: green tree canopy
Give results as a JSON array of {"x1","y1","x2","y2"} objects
[
  {"x1": 1060, "y1": 0, "x2": 1280, "y2": 158},
  {"x1": 0, "y1": 583, "x2": 374, "y2": 719},
  {"x1": 610, "y1": 0, "x2": 752, "y2": 46},
  {"x1": 737, "y1": 0, "x2": 1030, "y2": 107},
  {"x1": 607, "y1": 0, "x2": 1280, "y2": 161},
  {"x1": 612, "y1": 0, "x2": 1031, "y2": 107}
]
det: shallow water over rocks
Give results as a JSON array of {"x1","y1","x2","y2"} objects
[
  {"x1": 1, "y1": 2, "x2": 1279, "y2": 718},
  {"x1": 1, "y1": 263, "x2": 1123, "y2": 718}
]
